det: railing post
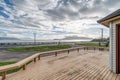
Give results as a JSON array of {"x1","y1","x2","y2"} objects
[
  {"x1": 38, "y1": 55, "x2": 41, "y2": 60},
  {"x1": 23, "y1": 64, "x2": 26, "y2": 70},
  {"x1": 84, "y1": 47, "x2": 85, "y2": 50},
  {"x1": 34, "y1": 58, "x2": 36, "y2": 62},
  {"x1": 77, "y1": 48, "x2": 79, "y2": 52},
  {"x1": 55, "y1": 52, "x2": 57, "y2": 56},
  {"x1": 68, "y1": 50, "x2": 69, "y2": 54},
  {"x1": 87, "y1": 47, "x2": 88, "y2": 50},
  {"x1": 2, "y1": 71, "x2": 6, "y2": 80},
  {"x1": 103, "y1": 48, "x2": 104, "y2": 51}
]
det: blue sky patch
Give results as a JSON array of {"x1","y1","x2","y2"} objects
[
  {"x1": 0, "y1": 6, "x2": 4, "y2": 10},
  {"x1": 4, "y1": 0, "x2": 13, "y2": 6},
  {"x1": 0, "y1": 11, "x2": 9, "y2": 18}
]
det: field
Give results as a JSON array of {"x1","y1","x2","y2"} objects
[
  {"x1": 77, "y1": 42, "x2": 108, "y2": 47},
  {"x1": 7, "y1": 45, "x2": 71, "y2": 52}
]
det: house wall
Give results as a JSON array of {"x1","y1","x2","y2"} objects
[{"x1": 110, "y1": 19, "x2": 120, "y2": 73}]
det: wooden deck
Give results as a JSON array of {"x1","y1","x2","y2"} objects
[{"x1": 2, "y1": 50, "x2": 120, "y2": 80}]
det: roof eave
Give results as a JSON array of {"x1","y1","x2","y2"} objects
[{"x1": 97, "y1": 16, "x2": 120, "y2": 27}]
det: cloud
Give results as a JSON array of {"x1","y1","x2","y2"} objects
[
  {"x1": 0, "y1": 0, "x2": 119, "y2": 39},
  {"x1": 0, "y1": 31, "x2": 7, "y2": 37},
  {"x1": 45, "y1": 0, "x2": 120, "y2": 21},
  {"x1": 46, "y1": 0, "x2": 80, "y2": 21}
]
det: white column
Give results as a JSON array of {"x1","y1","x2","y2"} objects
[{"x1": 109, "y1": 22, "x2": 113, "y2": 71}]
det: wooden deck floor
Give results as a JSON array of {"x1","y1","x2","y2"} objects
[{"x1": 4, "y1": 50, "x2": 120, "y2": 80}]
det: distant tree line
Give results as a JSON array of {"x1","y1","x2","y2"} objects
[{"x1": 91, "y1": 37, "x2": 109, "y2": 47}]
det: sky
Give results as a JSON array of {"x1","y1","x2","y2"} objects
[{"x1": 0, "y1": 0, "x2": 120, "y2": 40}]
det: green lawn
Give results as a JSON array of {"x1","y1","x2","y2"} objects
[
  {"x1": 0, "y1": 61, "x2": 33, "y2": 76},
  {"x1": 7, "y1": 45, "x2": 71, "y2": 52},
  {"x1": 77, "y1": 42, "x2": 108, "y2": 47},
  {"x1": 0, "y1": 62, "x2": 21, "y2": 76},
  {"x1": 0, "y1": 62, "x2": 16, "y2": 66}
]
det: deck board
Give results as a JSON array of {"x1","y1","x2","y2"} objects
[{"x1": 1, "y1": 50, "x2": 120, "y2": 80}]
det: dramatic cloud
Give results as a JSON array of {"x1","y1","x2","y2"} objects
[{"x1": 0, "y1": 0, "x2": 119, "y2": 39}]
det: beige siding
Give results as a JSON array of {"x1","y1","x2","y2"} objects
[
  {"x1": 110, "y1": 22, "x2": 116, "y2": 72},
  {"x1": 110, "y1": 20, "x2": 120, "y2": 73}
]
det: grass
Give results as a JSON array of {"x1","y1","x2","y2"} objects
[
  {"x1": 7, "y1": 45, "x2": 71, "y2": 52},
  {"x1": 0, "y1": 62, "x2": 16, "y2": 66},
  {"x1": 77, "y1": 42, "x2": 108, "y2": 47},
  {"x1": 0, "y1": 61, "x2": 20, "y2": 76},
  {"x1": 0, "y1": 68, "x2": 21, "y2": 76},
  {"x1": 0, "y1": 61, "x2": 33, "y2": 76}
]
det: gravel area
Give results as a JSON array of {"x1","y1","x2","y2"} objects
[{"x1": 0, "y1": 49, "x2": 35, "y2": 62}]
